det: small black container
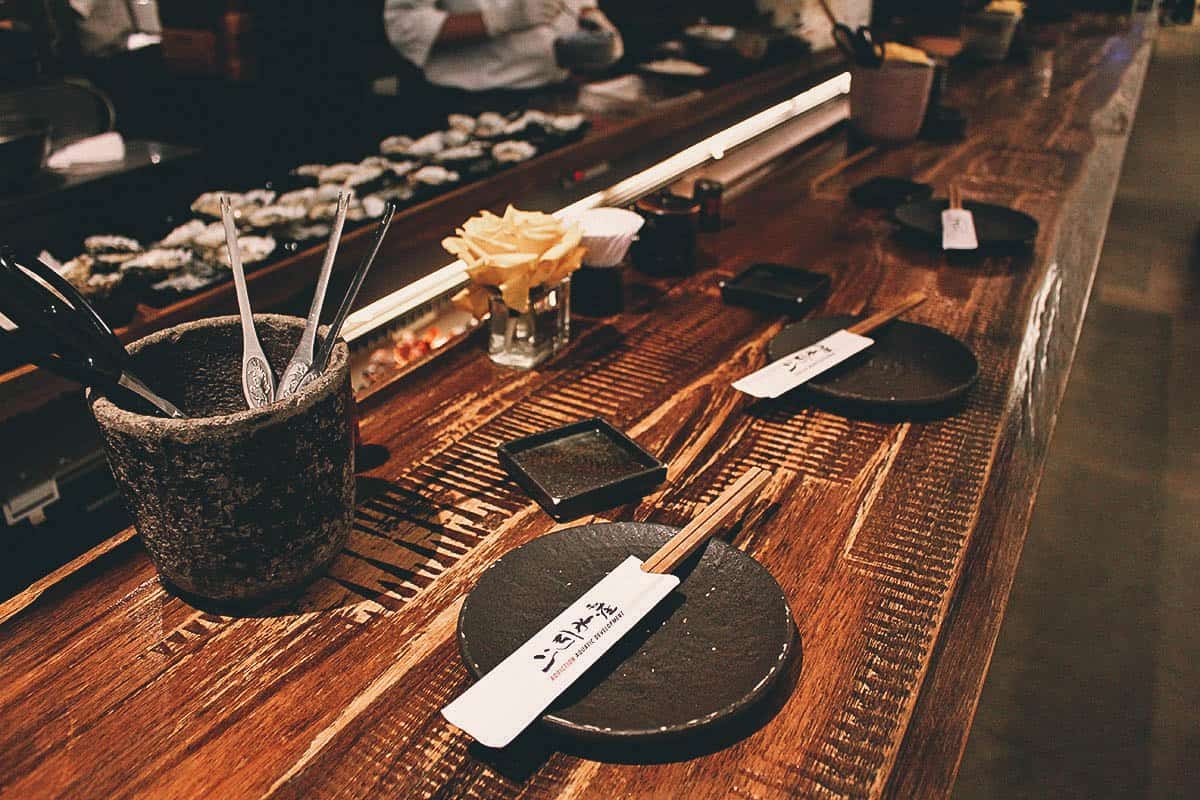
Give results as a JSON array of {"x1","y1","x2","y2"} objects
[
  {"x1": 849, "y1": 177, "x2": 933, "y2": 211},
  {"x1": 693, "y1": 178, "x2": 724, "y2": 232},
  {"x1": 498, "y1": 417, "x2": 667, "y2": 521},
  {"x1": 720, "y1": 263, "x2": 831, "y2": 316},
  {"x1": 571, "y1": 265, "x2": 625, "y2": 317},
  {"x1": 631, "y1": 191, "x2": 700, "y2": 276}
]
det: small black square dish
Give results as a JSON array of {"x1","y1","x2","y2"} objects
[
  {"x1": 498, "y1": 417, "x2": 667, "y2": 521},
  {"x1": 719, "y1": 263, "x2": 831, "y2": 317},
  {"x1": 849, "y1": 177, "x2": 934, "y2": 210}
]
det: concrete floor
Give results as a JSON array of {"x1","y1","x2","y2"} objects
[{"x1": 955, "y1": 22, "x2": 1200, "y2": 800}]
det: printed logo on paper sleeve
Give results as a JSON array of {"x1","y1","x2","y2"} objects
[{"x1": 441, "y1": 558, "x2": 678, "y2": 748}]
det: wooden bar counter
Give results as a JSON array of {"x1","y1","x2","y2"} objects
[{"x1": 0, "y1": 16, "x2": 1155, "y2": 800}]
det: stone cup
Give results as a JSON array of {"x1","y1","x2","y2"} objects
[
  {"x1": 88, "y1": 314, "x2": 355, "y2": 603},
  {"x1": 850, "y1": 61, "x2": 936, "y2": 144}
]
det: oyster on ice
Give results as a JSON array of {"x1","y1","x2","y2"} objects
[
  {"x1": 120, "y1": 248, "x2": 194, "y2": 282},
  {"x1": 211, "y1": 235, "x2": 276, "y2": 268},
  {"x1": 380, "y1": 135, "x2": 414, "y2": 155},
  {"x1": 158, "y1": 219, "x2": 207, "y2": 248},
  {"x1": 246, "y1": 203, "x2": 308, "y2": 229},
  {"x1": 411, "y1": 165, "x2": 460, "y2": 186},
  {"x1": 492, "y1": 140, "x2": 537, "y2": 164}
]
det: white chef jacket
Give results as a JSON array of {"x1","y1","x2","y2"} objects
[{"x1": 383, "y1": 0, "x2": 591, "y2": 91}]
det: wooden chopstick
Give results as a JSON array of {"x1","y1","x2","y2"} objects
[
  {"x1": 815, "y1": 0, "x2": 841, "y2": 27},
  {"x1": 949, "y1": 184, "x2": 963, "y2": 211},
  {"x1": 642, "y1": 468, "x2": 770, "y2": 574},
  {"x1": 642, "y1": 468, "x2": 763, "y2": 571},
  {"x1": 846, "y1": 292, "x2": 927, "y2": 336}
]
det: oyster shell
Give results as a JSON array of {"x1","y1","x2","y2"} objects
[
  {"x1": 191, "y1": 190, "x2": 275, "y2": 218},
  {"x1": 277, "y1": 187, "x2": 318, "y2": 208},
  {"x1": 95, "y1": 251, "x2": 140, "y2": 269},
  {"x1": 380, "y1": 135, "x2": 414, "y2": 155},
  {"x1": 448, "y1": 113, "x2": 476, "y2": 134},
  {"x1": 372, "y1": 184, "x2": 415, "y2": 204},
  {"x1": 211, "y1": 235, "x2": 275, "y2": 268},
  {"x1": 81, "y1": 271, "x2": 123, "y2": 301},
  {"x1": 151, "y1": 271, "x2": 214, "y2": 295},
  {"x1": 444, "y1": 129, "x2": 472, "y2": 148},
  {"x1": 192, "y1": 222, "x2": 229, "y2": 250},
  {"x1": 411, "y1": 165, "x2": 460, "y2": 186},
  {"x1": 318, "y1": 163, "x2": 358, "y2": 185},
  {"x1": 502, "y1": 114, "x2": 533, "y2": 137},
  {"x1": 120, "y1": 248, "x2": 194, "y2": 281},
  {"x1": 158, "y1": 219, "x2": 207, "y2": 248},
  {"x1": 344, "y1": 164, "x2": 387, "y2": 191},
  {"x1": 492, "y1": 140, "x2": 537, "y2": 164},
  {"x1": 240, "y1": 189, "x2": 277, "y2": 208},
  {"x1": 190, "y1": 192, "x2": 229, "y2": 218},
  {"x1": 406, "y1": 131, "x2": 445, "y2": 158},
  {"x1": 474, "y1": 111, "x2": 507, "y2": 138},
  {"x1": 385, "y1": 160, "x2": 417, "y2": 180},
  {"x1": 308, "y1": 199, "x2": 354, "y2": 222},
  {"x1": 357, "y1": 155, "x2": 393, "y2": 170},
  {"x1": 315, "y1": 183, "x2": 351, "y2": 202},
  {"x1": 361, "y1": 195, "x2": 387, "y2": 218},
  {"x1": 282, "y1": 221, "x2": 331, "y2": 241},
  {"x1": 84, "y1": 234, "x2": 140, "y2": 255},
  {"x1": 550, "y1": 112, "x2": 586, "y2": 133},
  {"x1": 434, "y1": 142, "x2": 487, "y2": 164},
  {"x1": 60, "y1": 254, "x2": 95, "y2": 286},
  {"x1": 246, "y1": 203, "x2": 308, "y2": 229}
]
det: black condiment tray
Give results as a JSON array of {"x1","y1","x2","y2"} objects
[
  {"x1": 848, "y1": 176, "x2": 933, "y2": 210},
  {"x1": 497, "y1": 417, "x2": 667, "y2": 521},
  {"x1": 719, "y1": 263, "x2": 831, "y2": 317}
]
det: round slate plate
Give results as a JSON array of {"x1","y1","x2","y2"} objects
[
  {"x1": 458, "y1": 522, "x2": 797, "y2": 742},
  {"x1": 767, "y1": 315, "x2": 979, "y2": 409},
  {"x1": 894, "y1": 198, "x2": 1038, "y2": 247},
  {"x1": 849, "y1": 177, "x2": 933, "y2": 210}
]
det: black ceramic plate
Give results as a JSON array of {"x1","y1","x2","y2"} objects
[
  {"x1": 498, "y1": 418, "x2": 667, "y2": 521},
  {"x1": 849, "y1": 177, "x2": 933, "y2": 210},
  {"x1": 894, "y1": 198, "x2": 1038, "y2": 248},
  {"x1": 767, "y1": 315, "x2": 979, "y2": 409},
  {"x1": 458, "y1": 522, "x2": 797, "y2": 742}
]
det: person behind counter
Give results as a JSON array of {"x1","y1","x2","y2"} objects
[{"x1": 383, "y1": 0, "x2": 623, "y2": 91}]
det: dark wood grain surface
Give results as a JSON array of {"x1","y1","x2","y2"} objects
[{"x1": 0, "y1": 16, "x2": 1155, "y2": 799}]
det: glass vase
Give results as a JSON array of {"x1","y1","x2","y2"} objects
[{"x1": 487, "y1": 278, "x2": 571, "y2": 369}]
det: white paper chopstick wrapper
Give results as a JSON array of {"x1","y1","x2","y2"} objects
[
  {"x1": 442, "y1": 556, "x2": 679, "y2": 748},
  {"x1": 46, "y1": 132, "x2": 126, "y2": 170},
  {"x1": 732, "y1": 329, "x2": 874, "y2": 399},
  {"x1": 941, "y1": 208, "x2": 979, "y2": 250}
]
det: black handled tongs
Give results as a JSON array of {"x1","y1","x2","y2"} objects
[
  {"x1": 310, "y1": 199, "x2": 398, "y2": 377},
  {"x1": 0, "y1": 249, "x2": 186, "y2": 418}
]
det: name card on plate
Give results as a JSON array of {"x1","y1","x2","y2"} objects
[
  {"x1": 942, "y1": 208, "x2": 979, "y2": 250},
  {"x1": 733, "y1": 329, "x2": 874, "y2": 399},
  {"x1": 442, "y1": 556, "x2": 679, "y2": 748}
]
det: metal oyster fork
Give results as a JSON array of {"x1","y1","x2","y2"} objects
[
  {"x1": 277, "y1": 191, "x2": 351, "y2": 399},
  {"x1": 220, "y1": 194, "x2": 275, "y2": 408}
]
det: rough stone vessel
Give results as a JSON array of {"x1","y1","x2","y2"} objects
[{"x1": 89, "y1": 314, "x2": 355, "y2": 602}]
